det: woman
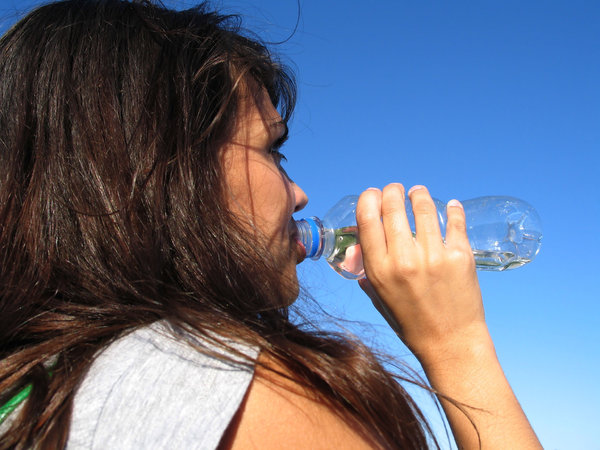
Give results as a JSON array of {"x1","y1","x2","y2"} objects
[{"x1": 0, "y1": 1, "x2": 541, "y2": 448}]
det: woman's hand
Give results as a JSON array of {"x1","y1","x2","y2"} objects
[
  {"x1": 357, "y1": 183, "x2": 542, "y2": 449},
  {"x1": 356, "y1": 183, "x2": 486, "y2": 361}
]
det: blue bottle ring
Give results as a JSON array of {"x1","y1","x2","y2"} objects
[{"x1": 305, "y1": 217, "x2": 321, "y2": 259}]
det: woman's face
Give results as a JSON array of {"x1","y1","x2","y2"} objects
[{"x1": 221, "y1": 87, "x2": 308, "y2": 301}]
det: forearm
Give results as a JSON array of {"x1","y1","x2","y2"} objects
[
  {"x1": 356, "y1": 185, "x2": 542, "y2": 448},
  {"x1": 417, "y1": 327, "x2": 541, "y2": 450}
]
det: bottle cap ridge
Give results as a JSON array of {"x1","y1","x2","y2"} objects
[{"x1": 296, "y1": 217, "x2": 322, "y2": 259}]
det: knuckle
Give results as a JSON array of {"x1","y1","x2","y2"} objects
[
  {"x1": 426, "y1": 253, "x2": 444, "y2": 270},
  {"x1": 410, "y1": 197, "x2": 435, "y2": 215},
  {"x1": 381, "y1": 202, "x2": 403, "y2": 218},
  {"x1": 448, "y1": 247, "x2": 475, "y2": 267},
  {"x1": 381, "y1": 185, "x2": 406, "y2": 213},
  {"x1": 450, "y1": 219, "x2": 467, "y2": 233},
  {"x1": 423, "y1": 255, "x2": 445, "y2": 277},
  {"x1": 393, "y1": 258, "x2": 419, "y2": 278},
  {"x1": 356, "y1": 208, "x2": 379, "y2": 228}
]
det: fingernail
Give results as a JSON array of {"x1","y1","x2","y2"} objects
[
  {"x1": 447, "y1": 199, "x2": 463, "y2": 208},
  {"x1": 366, "y1": 187, "x2": 379, "y2": 191},
  {"x1": 408, "y1": 185, "x2": 424, "y2": 195}
]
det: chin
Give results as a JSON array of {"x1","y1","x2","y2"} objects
[{"x1": 278, "y1": 270, "x2": 300, "y2": 307}]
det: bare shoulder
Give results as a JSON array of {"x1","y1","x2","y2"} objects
[{"x1": 219, "y1": 352, "x2": 379, "y2": 449}]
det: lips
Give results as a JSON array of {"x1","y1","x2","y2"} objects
[
  {"x1": 289, "y1": 220, "x2": 306, "y2": 264},
  {"x1": 295, "y1": 238, "x2": 306, "y2": 263}
]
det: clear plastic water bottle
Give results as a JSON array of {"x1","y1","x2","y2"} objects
[{"x1": 295, "y1": 195, "x2": 543, "y2": 280}]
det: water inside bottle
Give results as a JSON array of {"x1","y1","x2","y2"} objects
[
  {"x1": 325, "y1": 227, "x2": 532, "y2": 277},
  {"x1": 327, "y1": 226, "x2": 364, "y2": 279},
  {"x1": 472, "y1": 249, "x2": 530, "y2": 271}
]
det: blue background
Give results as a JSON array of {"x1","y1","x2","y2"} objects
[{"x1": 2, "y1": 1, "x2": 599, "y2": 448}]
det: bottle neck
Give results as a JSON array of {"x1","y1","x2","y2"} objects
[{"x1": 295, "y1": 217, "x2": 324, "y2": 259}]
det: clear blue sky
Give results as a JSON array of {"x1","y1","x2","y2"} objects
[{"x1": 2, "y1": 1, "x2": 599, "y2": 448}]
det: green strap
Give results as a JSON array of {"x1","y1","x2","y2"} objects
[
  {"x1": 0, "y1": 363, "x2": 56, "y2": 425},
  {"x1": 0, "y1": 366, "x2": 56, "y2": 425},
  {"x1": 0, "y1": 383, "x2": 32, "y2": 425}
]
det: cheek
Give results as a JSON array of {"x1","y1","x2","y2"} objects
[
  {"x1": 222, "y1": 152, "x2": 292, "y2": 234},
  {"x1": 251, "y1": 172, "x2": 293, "y2": 232},
  {"x1": 221, "y1": 148, "x2": 257, "y2": 209}
]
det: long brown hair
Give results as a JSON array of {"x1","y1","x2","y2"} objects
[{"x1": 0, "y1": 1, "x2": 437, "y2": 447}]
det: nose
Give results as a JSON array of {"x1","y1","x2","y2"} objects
[{"x1": 293, "y1": 182, "x2": 308, "y2": 213}]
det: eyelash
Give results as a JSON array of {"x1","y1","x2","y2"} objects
[{"x1": 270, "y1": 127, "x2": 289, "y2": 165}]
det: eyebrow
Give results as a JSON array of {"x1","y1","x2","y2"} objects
[{"x1": 270, "y1": 120, "x2": 289, "y2": 150}]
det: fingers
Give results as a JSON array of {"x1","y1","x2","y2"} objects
[
  {"x1": 408, "y1": 185, "x2": 443, "y2": 251},
  {"x1": 358, "y1": 184, "x2": 455, "y2": 281},
  {"x1": 445, "y1": 199, "x2": 476, "y2": 267},
  {"x1": 356, "y1": 185, "x2": 484, "y2": 357},
  {"x1": 445, "y1": 199, "x2": 469, "y2": 247},
  {"x1": 356, "y1": 188, "x2": 386, "y2": 267},
  {"x1": 381, "y1": 184, "x2": 414, "y2": 255},
  {"x1": 358, "y1": 183, "x2": 445, "y2": 257},
  {"x1": 357, "y1": 184, "x2": 415, "y2": 274}
]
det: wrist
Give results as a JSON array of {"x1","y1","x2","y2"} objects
[{"x1": 412, "y1": 323, "x2": 497, "y2": 374}]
